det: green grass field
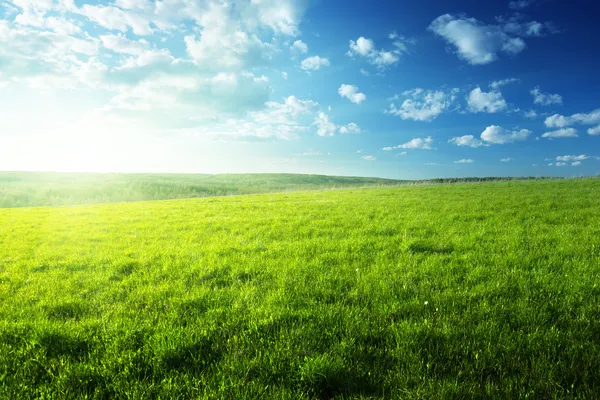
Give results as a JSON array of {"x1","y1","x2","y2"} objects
[
  {"x1": 0, "y1": 172, "x2": 406, "y2": 208},
  {"x1": 1, "y1": 178, "x2": 599, "y2": 398},
  {"x1": 0, "y1": 171, "x2": 544, "y2": 208}
]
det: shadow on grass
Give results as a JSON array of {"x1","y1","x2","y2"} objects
[
  {"x1": 407, "y1": 241, "x2": 454, "y2": 255},
  {"x1": 39, "y1": 332, "x2": 91, "y2": 360},
  {"x1": 45, "y1": 302, "x2": 88, "y2": 321},
  {"x1": 298, "y1": 354, "x2": 378, "y2": 399},
  {"x1": 161, "y1": 338, "x2": 223, "y2": 373}
]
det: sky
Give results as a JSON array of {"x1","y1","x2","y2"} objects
[{"x1": 0, "y1": 0, "x2": 599, "y2": 179}]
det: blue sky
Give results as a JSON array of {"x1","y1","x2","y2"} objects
[{"x1": 0, "y1": 0, "x2": 599, "y2": 179}]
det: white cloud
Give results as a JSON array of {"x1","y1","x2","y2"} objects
[
  {"x1": 0, "y1": 19, "x2": 103, "y2": 89},
  {"x1": 347, "y1": 35, "x2": 412, "y2": 68},
  {"x1": 300, "y1": 56, "x2": 330, "y2": 71},
  {"x1": 361, "y1": 155, "x2": 376, "y2": 161},
  {"x1": 480, "y1": 125, "x2": 532, "y2": 144},
  {"x1": 15, "y1": 13, "x2": 82, "y2": 35},
  {"x1": 467, "y1": 87, "x2": 508, "y2": 113},
  {"x1": 313, "y1": 112, "x2": 337, "y2": 136},
  {"x1": 524, "y1": 109, "x2": 538, "y2": 119},
  {"x1": 100, "y1": 34, "x2": 148, "y2": 55},
  {"x1": 588, "y1": 125, "x2": 600, "y2": 136},
  {"x1": 541, "y1": 127, "x2": 578, "y2": 139},
  {"x1": 448, "y1": 135, "x2": 484, "y2": 148},
  {"x1": 339, "y1": 122, "x2": 361, "y2": 134},
  {"x1": 78, "y1": 3, "x2": 154, "y2": 35},
  {"x1": 385, "y1": 88, "x2": 458, "y2": 122},
  {"x1": 281, "y1": 72, "x2": 288, "y2": 80},
  {"x1": 349, "y1": 36, "x2": 374, "y2": 56},
  {"x1": 490, "y1": 78, "x2": 519, "y2": 89},
  {"x1": 501, "y1": 17, "x2": 557, "y2": 37},
  {"x1": 572, "y1": 161, "x2": 581, "y2": 166},
  {"x1": 184, "y1": 3, "x2": 274, "y2": 71},
  {"x1": 252, "y1": 95, "x2": 318, "y2": 125},
  {"x1": 500, "y1": 158, "x2": 512, "y2": 162},
  {"x1": 243, "y1": 0, "x2": 307, "y2": 37},
  {"x1": 454, "y1": 159, "x2": 474, "y2": 164},
  {"x1": 545, "y1": 109, "x2": 600, "y2": 131},
  {"x1": 531, "y1": 87, "x2": 562, "y2": 105},
  {"x1": 172, "y1": 95, "x2": 322, "y2": 141},
  {"x1": 291, "y1": 39, "x2": 308, "y2": 54},
  {"x1": 556, "y1": 155, "x2": 588, "y2": 162},
  {"x1": 384, "y1": 137, "x2": 434, "y2": 151},
  {"x1": 429, "y1": 14, "x2": 526, "y2": 65},
  {"x1": 338, "y1": 84, "x2": 366, "y2": 104},
  {"x1": 108, "y1": 71, "x2": 272, "y2": 114}
]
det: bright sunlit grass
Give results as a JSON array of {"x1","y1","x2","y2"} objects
[{"x1": 1, "y1": 179, "x2": 599, "y2": 398}]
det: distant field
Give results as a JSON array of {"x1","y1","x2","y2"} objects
[
  {"x1": 1, "y1": 179, "x2": 599, "y2": 398},
  {"x1": 0, "y1": 171, "x2": 549, "y2": 208},
  {"x1": 0, "y1": 172, "x2": 406, "y2": 208}
]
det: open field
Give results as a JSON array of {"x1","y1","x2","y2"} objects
[
  {"x1": 0, "y1": 172, "x2": 406, "y2": 208},
  {"x1": 1, "y1": 178, "x2": 599, "y2": 398},
  {"x1": 0, "y1": 171, "x2": 548, "y2": 208}
]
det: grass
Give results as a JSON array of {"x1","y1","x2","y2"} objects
[
  {"x1": 0, "y1": 172, "x2": 406, "y2": 208},
  {"x1": 1, "y1": 178, "x2": 599, "y2": 398}
]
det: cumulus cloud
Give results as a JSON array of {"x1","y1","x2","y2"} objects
[
  {"x1": 384, "y1": 137, "x2": 434, "y2": 151},
  {"x1": 385, "y1": 88, "x2": 458, "y2": 122},
  {"x1": 448, "y1": 135, "x2": 484, "y2": 148},
  {"x1": 339, "y1": 122, "x2": 361, "y2": 134},
  {"x1": 481, "y1": 125, "x2": 531, "y2": 144},
  {"x1": 290, "y1": 39, "x2": 308, "y2": 54},
  {"x1": 429, "y1": 14, "x2": 526, "y2": 65},
  {"x1": 541, "y1": 128, "x2": 578, "y2": 139},
  {"x1": 454, "y1": 159, "x2": 474, "y2": 164},
  {"x1": 347, "y1": 35, "x2": 412, "y2": 69},
  {"x1": 524, "y1": 109, "x2": 538, "y2": 119},
  {"x1": 531, "y1": 87, "x2": 563, "y2": 105},
  {"x1": 300, "y1": 55, "x2": 330, "y2": 71},
  {"x1": 588, "y1": 125, "x2": 600, "y2": 136},
  {"x1": 361, "y1": 155, "x2": 376, "y2": 161},
  {"x1": 545, "y1": 109, "x2": 600, "y2": 135},
  {"x1": 500, "y1": 158, "x2": 512, "y2": 162},
  {"x1": 556, "y1": 155, "x2": 588, "y2": 162},
  {"x1": 313, "y1": 112, "x2": 337, "y2": 136},
  {"x1": 184, "y1": 3, "x2": 274, "y2": 71},
  {"x1": 467, "y1": 87, "x2": 508, "y2": 113},
  {"x1": 338, "y1": 84, "x2": 366, "y2": 104}
]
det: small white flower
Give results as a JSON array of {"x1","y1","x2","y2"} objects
[{"x1": 424, "y1": 301, "x2": 429, "y2": 306}]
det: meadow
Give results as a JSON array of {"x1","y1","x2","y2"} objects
[
  {"x1": 0, "y1": 172, "x2": 405, "y2": 208},
  {"x1": 1, "y1": 178, "x2": 599, "y2": 398}
]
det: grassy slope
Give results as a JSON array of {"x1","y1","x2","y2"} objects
[
  {"x1": 0, "y1": 172, "x2": 405, "y2": 208},
  {"x1": 1, "y1": 179, "x2": 599, "y2": 398}
]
